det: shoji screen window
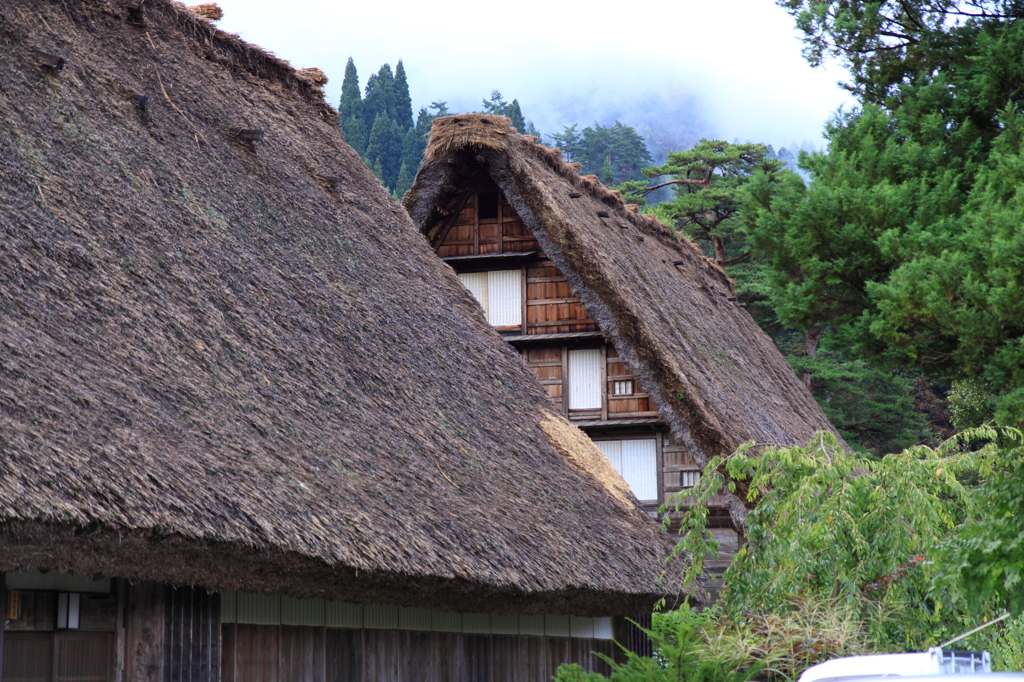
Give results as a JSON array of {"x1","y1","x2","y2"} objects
[
  {"x1": 567, "y1": 349, "x2": 602, "y2": 410},
  {"x1": 594, "y1": 439, "x2": 658, "y2": 502},
  {"x1": 457, "y1": 270, "x2": 522, "y2": 328}
]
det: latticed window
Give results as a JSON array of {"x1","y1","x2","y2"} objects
[{"x1": 612, "y1": 380, "x2": 633, "y2": 396}]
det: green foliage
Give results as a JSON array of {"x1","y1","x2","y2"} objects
[
  {"x1": 553, "y1": 604, "x2": 766, "y2": 682},
  {"x1": 788, "y1": 353, "x2": 927, "y2": 456},
  {"x1": 650, "y1": 139, "x2": 784, "y2": 265},
  {"x1": 749, "y1": 4, "x2": 1024, "y2": 424},
  {"x1": 670, "y1": 428, "x2": 1024, "y2": 651},
  {"x1": 393, "y1": 161, "x2": 412, "y2": 199},
  {"x1": 479, "y1": 90, "x2": 537, "y2": 136},
  {"x1": 553, "y1": 599, "x2": 881, "y2": 682},
  {"x1": 777, "y1": 0, "x2": 1024, "y2": 106},
  {"x1": 338, "y1": 58, "x2": 365, "y2": 155},
  {"x1": 949, "y1": 379, "x2": 996, "y2": 430},
  {"x1": 506, "y1": 99, "x2": 526, "y2": 132},
  {"x1": 392, "y1": 60, "x2": 414, "y2": 131},
  {"x1": 932, "y1": 428, "x2": 1024, "y2": 614},
  {"x1": 552, "y1": 122, "x2": 653, "y2": 185},
  {"x1": 667, "y1": 430, "x2": 987, "y2": 647},
  {"x1": 363, "y1": 64, "x2": 396, "y2": 131}
]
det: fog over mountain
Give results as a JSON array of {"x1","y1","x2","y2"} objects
[{"x1": 217, "y1": 0, "x2": 854, "y2": 160}]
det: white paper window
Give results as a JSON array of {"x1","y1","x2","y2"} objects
[
  {"x1": 457, "y1": 270, "x2": 521, "y2": 327},
  {"x1": 568, "y1": 349, "x2": 602, "y2": 409},
  {"x1": 613, "y1": 380, "x2": 633, "y2": 396},
  {"x1": 595, "y1": 439, "x2": 658, "y2": 501},
  {"x1": 681, "y1": 470, "x2": 701, "y2": 488}
]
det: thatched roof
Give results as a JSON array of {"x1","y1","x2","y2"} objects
[
  {"x1": 0, "y1": 0, "x2": 682, "y2": 616},
  {"x1": 404, "y1": 115, "x2": 843, "y2": 492}
]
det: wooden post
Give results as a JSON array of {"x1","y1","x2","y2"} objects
[
  {"x1": 1, "y1": 572, "x2": 6, "y2": 678},
  {"x1": 520, "y1": 266, "x2": 528, "y2": 336},
  {"x1": 600, "y1": 345, "x2": 608, "y2": 422},
  {"x1": 560, "y1": 347, "x2": 570, "y2": 417},
  {"x1": 473, "y1": 194, "x2": 480, "y2": 256}
]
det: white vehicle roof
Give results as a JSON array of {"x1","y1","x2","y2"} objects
[{"x1": 799, "y1": 649, "x2": 993, "y2": 682}]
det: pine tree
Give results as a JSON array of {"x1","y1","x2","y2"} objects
[
  {"x1": 400, "y1": 127, "x2": 422, "y2": 180},
  {"x1": 365, "y1": 113, "x2": 391, "y2": 179},
  {"x1": 393, "y1": 60, "x2": 414, "y2": 131},
  {"x1": 363, "y1": 64, "x2": 396, "y2": 137},
  {"x1": 337, "y1": 58, "x2": 365, "y2": 155},
  {"x1": 371, "y1": 157, "x2": 384, "y2": 183},
  {"x1": 506, "y1": 99, "x2": 525, "y2": 131},
  {"x1": 480, "y1": 90, "x2": 508, "y2": 115},
  {"x1": 382, "y1": 118, "x2": 404, "y2": 189},
  {"x1": 394, "y1": 162, "x2": 413, "y2": 198}
]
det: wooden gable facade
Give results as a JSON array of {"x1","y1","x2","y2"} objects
[{"x1": 430, "y1": 182, "x2": 712, "y2": 513}]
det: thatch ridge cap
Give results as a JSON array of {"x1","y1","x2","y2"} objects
[
  {"x1": 122, "y1": 0, "x2": 332, "y2": 114},
  {"x1": 423, "y1": 114, "x2": 726, "y2": 282}
]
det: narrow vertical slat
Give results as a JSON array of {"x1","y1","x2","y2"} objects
[
  {"x1": 222, "y1": 623, "x2": 237, "y2": 682},
  {"x1": 547, "y1": 636, "x2": 570, "y2": 679},
  {"x1": 463, "y1": 634, "x2": 491, "y2": 682}
]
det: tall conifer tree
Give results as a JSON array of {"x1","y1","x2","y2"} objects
[
  {"x1": 506, "y1": 99, "x2": 526, "y2": 132},
  {"x1": 363, "y1": 64, "x2": 396, "y2": 135},
  {"x1": 337, "y1": 58, "x2": 365, "y2": 155},
  {"x1": 364, "y1": 113, "x2": 390, "y2": 183},
  {"x1": 393, "y1": 60, "x2": 414, "y2": 131}
]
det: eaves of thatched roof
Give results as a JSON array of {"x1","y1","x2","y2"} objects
[
  {"x1": 404, "y1": 115, "x2": 844, "y2": 476},
  {"x1": 0, "y1": 0, "x2": 683, "y2": 616}
]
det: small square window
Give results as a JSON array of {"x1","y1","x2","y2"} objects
[
  {"x1": 612, "y1": 380, "x2": 633, "y2": 396},
  {"x1": 680, "y1": 470, "x2": 701, "y2": 489}
]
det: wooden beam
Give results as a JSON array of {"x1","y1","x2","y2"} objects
[
  {"x1": 561, "y1": 347, "x2": 570, "y2": 418},
  {"x1": 1, "y1": 572, "x2": 6, "y2": 676},
  {"x1": 473, "y1": 193, "x2": 480, "y2": 256},
  {"x1": 600, "y1": 345, "x2": 608, "y2": 422}
]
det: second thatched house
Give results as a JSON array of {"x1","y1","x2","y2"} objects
[
  {"x1": 403, "y1": 115, "x2": 843, "y2": 547},
  {"x1": 0, "y1": 2, "x2": 682, "y2": 680}
]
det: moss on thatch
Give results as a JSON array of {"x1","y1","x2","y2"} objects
[
  {"x1": 404, "y1": 115, "x2": 845, "y2": 518},
  {"x1": 0, "y1": 0, "x2": 682, "y2": 616}
]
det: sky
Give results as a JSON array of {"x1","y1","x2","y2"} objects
[{"x1": 216, "y1": 0, "x2": 856, "y2": 157}]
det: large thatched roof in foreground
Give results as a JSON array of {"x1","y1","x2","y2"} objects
[
  {"x1": 0, "y1": 0, "x2": 681, "y2": 616},
  {"x1": 404, "y1": 115, "x2": 842, "y2": 477}
]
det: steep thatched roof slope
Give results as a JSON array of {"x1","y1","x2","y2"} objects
[
  {"x1": 405, "y1": 115, "x2": 842, "y2": 470},
  {"x1": 0, "y1": 0, "x2": 681, "y2": 616}
]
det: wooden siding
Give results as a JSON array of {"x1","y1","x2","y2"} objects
[
  {"x1": 221, "y1": 625, "x2": 616, "y2": 682},
  {"x1": 662, "y1": 431, "x2": 701, "y2": 494},
  {"x1": 521, "y1": 344, "x2": 658, "y2": 421},
  {"x1": 435, "y1": 191, "x2": 540, "y2": 258},
  {"x1": 524, "y1": 260, "x2": 597, "y2": 334}
]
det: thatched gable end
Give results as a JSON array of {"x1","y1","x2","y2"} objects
[
  {"x1": 0, "y1": 0, "x2": 680, "y2": 616},
  {"x1": 404, "y1": 115, "x2": 842, "y2": 472}
]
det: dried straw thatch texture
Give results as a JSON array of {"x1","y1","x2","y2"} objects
[
  {"x1": 0, "y1": 0, "x2": 681, "y2": 616},
  {"x1": 405, "y1": 115, "x2": 843, "y2": 479},
  {"x1": 185, "y1": 3, "x2": 223, "y2": 20}
]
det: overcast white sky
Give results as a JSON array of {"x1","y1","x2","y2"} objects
[{"x1": 216, "y1": 0, "x2": 855, "y2": 154}]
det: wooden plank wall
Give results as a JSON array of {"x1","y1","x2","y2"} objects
[
  {"x1": 522, "y1": 344, "x2": 658, "y2": 420},
  {"x1": 164, "y1": 587, "x2": 220, "y2": 682},
  {"x1": 435, "y1": 192, "x2": 540, "y2": 258},
  {"x1": 222, "y1": 625, "x2": 616, "y2": 682},
  {"x1": 122, "y1": 583, "x2": 220, "y2": 682},
  {"x1": 605, "y1": 346, "x2": 655, "y2": 418},
  {"x1": 524, "y1": 260, "x2": 597, "y2": 334}
]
